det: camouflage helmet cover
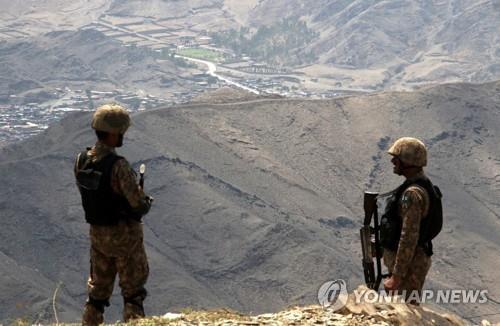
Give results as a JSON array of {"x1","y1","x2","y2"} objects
[
  {"x1": 91, "y1": 103, "x2": 131, "y2": 134},
  {"x1": 387, "y1": 137, "x2": 427, "y2": 167}
]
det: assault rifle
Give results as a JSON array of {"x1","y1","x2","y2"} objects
[{"x1": 360, "y1": 191, "x2": 389, "y2": 290}]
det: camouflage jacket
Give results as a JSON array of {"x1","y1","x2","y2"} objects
[{"x1": 391, "y1": 171, "x2": 430, "y2": 278}]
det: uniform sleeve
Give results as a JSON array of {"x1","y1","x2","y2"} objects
[
  {"x1": 392, "y1": 186, "x2": 427, "y2": 278},
  {"x1": 111, "y1": 158, "x2": 152, "y2": 216}
]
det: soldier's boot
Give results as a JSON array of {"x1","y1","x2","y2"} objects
[
  {"x1": 82, "y1": 297, "x2": 109, "y2": 326},
  {"x1": 123, "y1": 296, "x2": 145, "y2": 322}
]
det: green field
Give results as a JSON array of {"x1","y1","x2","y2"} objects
[{"x1": 176, "y1": 48, "x2": 225, "y2": 62}]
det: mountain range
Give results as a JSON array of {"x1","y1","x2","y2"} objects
[
  {"x1": 1, "y1": 0, "x2": 500, "y2": 93},
  {"x1": 0, "y1": 81, "x2": 499, "y2": 323}
]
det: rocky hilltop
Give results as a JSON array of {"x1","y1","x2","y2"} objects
[
  {"x1": 0, "y1": 81, "x2": 499, "y2": 323},
  {"x1": 91, "y1": 286, "x2": 491, "y2": 325}
]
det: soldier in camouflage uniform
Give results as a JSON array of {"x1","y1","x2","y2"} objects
[
  {"x1": 381, "y1": 137, "x2": 434, "y2": 304},
  {"x1": 74, "y1": 104, "x2": 153, "y2": 325}
]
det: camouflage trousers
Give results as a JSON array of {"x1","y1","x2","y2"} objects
[
  {"x1": 383, "y1": 247, "x2": 431, "y2": 304},
  {"x1": 83, "y1": 220, "x2": 149, "y2": 325}
]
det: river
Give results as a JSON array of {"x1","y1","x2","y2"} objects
[{"x1": 175, "y1": 55, "x2": 261, "y2": 95}]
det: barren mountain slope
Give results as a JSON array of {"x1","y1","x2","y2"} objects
[
  {"x1": 2, "y1": 1, "x2": 500, "y2": 93},
  {"x1": 0, "y1": 29, "x2": 192, "y2": 103},
  {"x1": 0, "y1": 0, "x2": 111, "y2": 36},
  {"x1": 247, "y1": 0, "x2": 500, "y2": 88},
  {"x1": 0, "y1": 81, "x2": 499, "y2": 323},
  {"x1": 107, "y1": 0, "x2": 221, "y2": 17}
]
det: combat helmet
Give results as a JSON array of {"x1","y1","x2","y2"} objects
[
  {"x1": 387, "y1": 137, "x2": 427, "y2": 167},
  {"x1": 91, "y1": 103, "x2": 131, "y2": 134}
]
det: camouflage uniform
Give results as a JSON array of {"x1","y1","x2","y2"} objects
[
  {"x1": 76, "y1": 142, "x2": 151, "y2": 324},
  {"x1": 383, "y1": 171, "x2": 432, "y2": 304}
]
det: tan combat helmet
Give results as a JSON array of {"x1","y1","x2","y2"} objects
[
  {"x1": 91, "y1": 103, "x2": 131, "y2": 134},
  {"x1": 387, "y1": 137, "x2": 427, "y2": 167}
]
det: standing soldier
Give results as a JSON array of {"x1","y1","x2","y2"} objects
[
  {"x1": 380, "y1": 137, "x2": 442, "y2": 304},
  {"x1": 74, "y1": 103, "x2": 153, "y2": 325}
]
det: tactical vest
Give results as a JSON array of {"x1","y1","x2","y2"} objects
[
  {"x1": 76, "y1": 149, "x2": 142, "y2": 225},
  {"x1": 380, "y1": 177, "x2": 443, "y2": 256}
]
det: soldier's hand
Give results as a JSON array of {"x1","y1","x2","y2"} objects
[
  {"x1": 132, "y1": 195, "x2": 153, "y2": 216},
  {"x1": 383, "y1": 275, "x2": 401, "y2": 291}
]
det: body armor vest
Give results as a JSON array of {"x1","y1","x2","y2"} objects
[
  {"x1": 76, "y1": 150, "x2": 142, "y2": 225},
  {"x1": 380, "y1": 176, "x2": 443, "y2": 256}
]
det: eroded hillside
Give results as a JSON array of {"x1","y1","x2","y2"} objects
[{"x1": 0, "y1": 81, "x2": 499, "y2": 323}]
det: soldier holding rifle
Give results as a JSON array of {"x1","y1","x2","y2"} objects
[
  {"x1": 361, "y1": 137, "x2": 442, "y2": 304},
  {"x1": 74, "y1": 103, "x2": 153, "y2": 325}
]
